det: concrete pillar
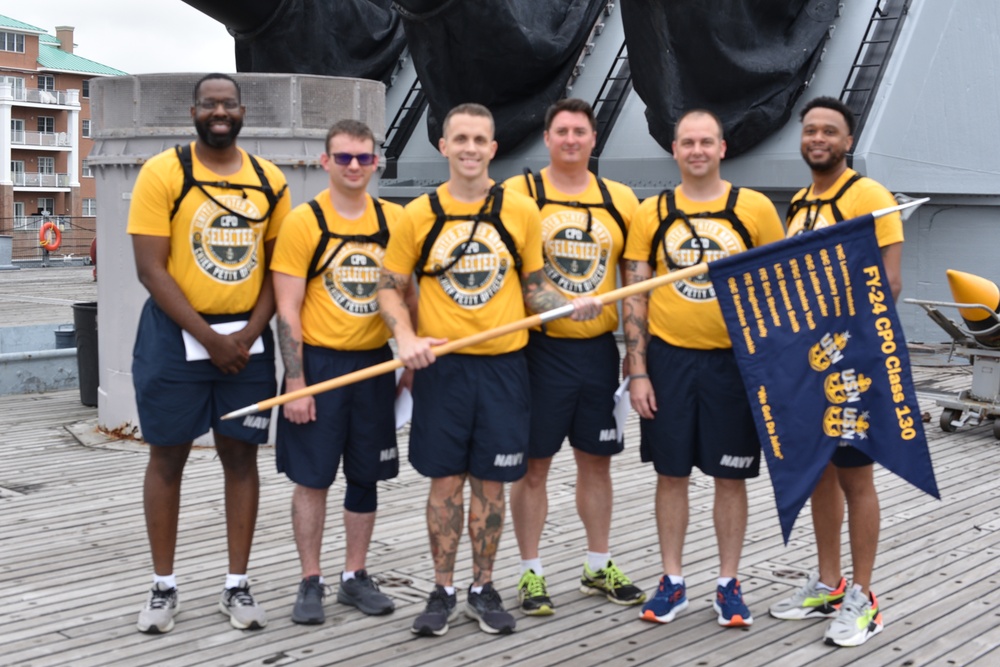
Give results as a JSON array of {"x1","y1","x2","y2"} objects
[{"x1": 88, "y1": 73, "x2": 385, "y2": 443}]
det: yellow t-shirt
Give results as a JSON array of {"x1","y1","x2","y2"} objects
[
  {"x1": 786, "y1": 168, "x2": 903, "y2": 247},
  {"x1": 624, "y1": 183, "x2": 785, "y2": 349},
  {"x1": 503, "y1": 169, "x2": 639, "y2": 338},
  {"x1": 127, "y1": 142, "x2": 290, "y2": 314},
  {"x1": 383, "y1": 184, "x2": 544, "y2": 355},
  {"x1": 271, "y1": 192, "x2": 404, "y2": 351}
]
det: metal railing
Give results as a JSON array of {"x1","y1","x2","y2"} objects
[
  {"x1": 12, "y1": 89, "x2": 73, "y2": 105},
  {"x1": 0, "y1": 216, "x2": 96, "y2": 263},
  {"x1": 12, "y1": 173, "x2": 71, "y2": 188},
  {"x1": 9, "y1": 130, "x2": 71, "y2": 147}
]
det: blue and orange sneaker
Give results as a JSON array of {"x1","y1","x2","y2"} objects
[
  {"x1": 639, "y1": 576, "x2": 688, "y2": 624},
  {"x1": 714, "y1": 579, "x2": 753, "y2": 627}
]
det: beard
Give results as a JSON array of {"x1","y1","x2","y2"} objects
[
  {"x1": 195, "y1": 116, "x2": 243, "y2": 149},
  {"x1": 802, "y1": 146, "x2": 844, "y2": 173}
]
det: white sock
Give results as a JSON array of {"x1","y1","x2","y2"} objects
[
  {"x1": 521, "y1": 558, "x2": 543, "y2": 576},
  {"x1": 851, "y1": 583, "x2": 864, "y2": 594},
  {"x1": 470, "y1": 585, "x2": 483, "y2": 594},
  {"x1": 816, "y1": 580, "x2": 836, "y2": 592},
  {"x1": 443, "y1": 585, "x2": 456, "y2": 595},
  {"x1": 153, "y1": 574, "x2": 177, "y2": 590},
  {"x1": 225, "y1": 573, "x2": 248, "y2": 590},
  {"x1": 342, "y1": 571, "x2": 356, "y2": 582},
  {"x1": 717, "y1": 577, "x2": 734, "y2": 588},
  {"x1": 667, "y1": 574, "x2": 684, "y2": 585},
  {"x1": 587, "y1": 552, "x2": 611, "y2": 572}
]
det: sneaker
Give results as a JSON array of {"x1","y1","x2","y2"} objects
[
  {"x1": 219, "y1": 583, "x2": 267, "y2": 630},
  {"x1": 714, "y1": 579, "x2": 753, "y2": 627},
  {"x1": 517, "y1": 569, "x2": 554, "y2": 616},
  {"x1": 769, "y1": 571, "x2": 846, "y2": 620},
  {"x1": 411, "y1": 585, "x2": 458, "y2": 637},
  {"x1": 337, "y1": 570, "x2": 395, "y2": 616},
  {"x1": 291, "y1": 575, "x2": 328, "y2": 625},
  {"x1": 466, "y1": 582, "x2": 516, "y2": 634},
  {"x1": 580, "y1": 560, "x2": 646, "y2": 605},
  {"x1": 639, "y1": 576, "x2": 688, "y2": 623},
  {"x1": 824, "y1": 588, "x2": 883, "y2": 647},
  {"x1": 136, "y1": 582, "x2": 179, "y2": 634}
]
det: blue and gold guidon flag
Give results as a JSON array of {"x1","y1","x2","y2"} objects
[{"x1": 708, "y1": 214, "x2": 939, "y2": 542}]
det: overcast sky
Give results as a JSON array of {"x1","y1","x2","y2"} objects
[{"x1": 11, "y1": 1, "x2": 235, "y2": 74}]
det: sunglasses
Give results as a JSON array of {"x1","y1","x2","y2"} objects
[{"x1": 329, "y1": 152, "x2": 376, "y2": 166}]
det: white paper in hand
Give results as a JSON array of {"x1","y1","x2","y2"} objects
[
  {"x1": 614, "y1": 377, "x2": 631, "y2": 443},
  {"x1": 182, "y1": 320, "x2": 264, "y2": 362}
]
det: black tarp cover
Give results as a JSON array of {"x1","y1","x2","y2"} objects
[
  {"x1": 621, "y1": 0, "x2": 838, "y2": 157},
  {"x1": 229, "y1": 0, "x2": 407, "y2": 83},
  {"x1": 394, "y1": 0, "x2": 607, "y2": 155}
]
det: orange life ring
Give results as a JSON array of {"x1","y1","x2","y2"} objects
[{"x1": 39, "y1": 221, "x2": 62, "y2": 252}]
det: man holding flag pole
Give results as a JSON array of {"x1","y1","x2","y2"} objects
[
  {"x1": 622, "y1": 109, "x2": 784, "y2": 628},
  {"x1": 376, "y1": 103, "x2": 603, "y2": 637},
  {"x1": 767, "y1": 96, "x2": 905, "y2": 647}
]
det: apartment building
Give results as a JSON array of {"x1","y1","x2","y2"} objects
[{"x1": 0, "y1": 14, "x2": 125, "y2": 258}]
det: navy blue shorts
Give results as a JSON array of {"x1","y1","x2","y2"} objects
[
  {"x1": 276, "y1": 344, "x2": 399, "y2": 488},
  {"x1": 409, "y1": 351, "x2": 530, "y2": 482},
  {"x1": 832, "y1": 441, "x2": 874, "y2": 468},
  {"x1": 526, "y1": 331, "x2": 622, "y2": 459},
  {"x1": 639, "y1": 337, "x2": 761, "y2": 479},
  {"x1": 132, "y1": 298, "x2": 276, "y2": 447}
]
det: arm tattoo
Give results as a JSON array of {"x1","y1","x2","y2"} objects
[
  {"x1": 276, "y1": 314, "x2": 304, "y2": 380},
  {"x1": 622, "y1": 260, "x2": 652, "y2": 370},
  {"x1": 377, "y1": 270, "x2": 409, "y2": 293},
  {"x1": 522, "y1": 269, "x2": 568, "y2": 314}
]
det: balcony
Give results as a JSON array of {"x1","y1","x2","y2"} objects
[
  {"x1": 12, "y1": 173, "x2": 71, "y2": 188},
  {"x1": 9, "y1": 89, "x2": 75, "y2": 106},
  {"x1": 10, "y1": 130, "x2": 71, "y2": 148}
]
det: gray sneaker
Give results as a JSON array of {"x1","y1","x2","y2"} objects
[
  {"x1": 219, "y1": 583, "x2": 267, "y2": 630},
  {"x1": 137, "y1": 582, "x2": 179, "y2": 634},
  {"x1": 411, "y1": 585, "x2": 458, "y2": 636},
  {"x1": 465, "y1": 582, "x2": 515, "y2": 634},
  {"x1": 292, "y1": 575, "x2": 328, "y2": 625},
  {"x1": 337, "y1": 570, "x2": 395, "y2": 616}
]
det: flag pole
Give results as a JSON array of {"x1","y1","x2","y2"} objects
[
  {"x1": 221, "y1": 262, "x2": 708, "y2": 420},
  {"x1": 222, "y1": 197, "x2": 931, "y2": 421}
]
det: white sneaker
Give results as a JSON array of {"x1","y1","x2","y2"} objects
[
  {"x1": 137, "y1": 582, "x2": 179, "y2": 634},
  {"x1": 219, "y1": 583, "x2": 267, "y2": 630}
]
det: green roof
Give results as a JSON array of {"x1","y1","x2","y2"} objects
[
  {"x1": 0, "y1": 14, "x2": 47, "y2": 34},
  {"x1": 0, "y1": 14, "x2": 127, "y2": 76},
  {"x1": 38, "y1": 44, "x2": 127, "y2": 76}
]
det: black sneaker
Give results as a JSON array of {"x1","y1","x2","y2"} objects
[
  {"x1": 411, "y1": 585, "x2": 458, "y2": 637},
  {"x1": 337, "y1": 570, "x2": 395, "y2": 616},
  {"x1": 465, "y1": 582, "x2": 516, "y2": 635},
  {"x1": 291, "y1": 575, "x2": 328, "y2": 625}
]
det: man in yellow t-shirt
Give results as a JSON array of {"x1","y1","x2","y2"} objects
[
  {"x1": 623, "y1": 109, "x2": 784, "y2": 629},
  {"x1": 769, "y1": 96, "x2": 902, "y2": 648},
  {"x1": 128, "y1": 74, "x2": 290, "y2": 635},
  {"x1": 502, "y1": 99, "x2": 643, "y2": 616},
  {"x1": 271, "y1": 120, "x2": 406, "y2": 626},
  {"x1": 377, "y1": 103, "x2": 602, "y2": 637}
]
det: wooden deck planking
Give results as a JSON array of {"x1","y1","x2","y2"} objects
[{"x1": 4, "y1": 268, "x2": 1000, "y2": 665}]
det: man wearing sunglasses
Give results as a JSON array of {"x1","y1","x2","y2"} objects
[
  {"x1": 271, "y1": 120, "x2": 408, "y2": 626},
  {"x1": 622, "y1": 109, "x2": 783, "y2": 628},
  {"x1": 129, "y1": 73, "x2": 291, "y2": 634},
  {"x1": 378, "y1": 103, "x2": 603, "y2": 637}
]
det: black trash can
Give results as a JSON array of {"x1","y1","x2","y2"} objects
[{"x1": 73, "y1": 301, "x2": 99, "y2": 407}]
